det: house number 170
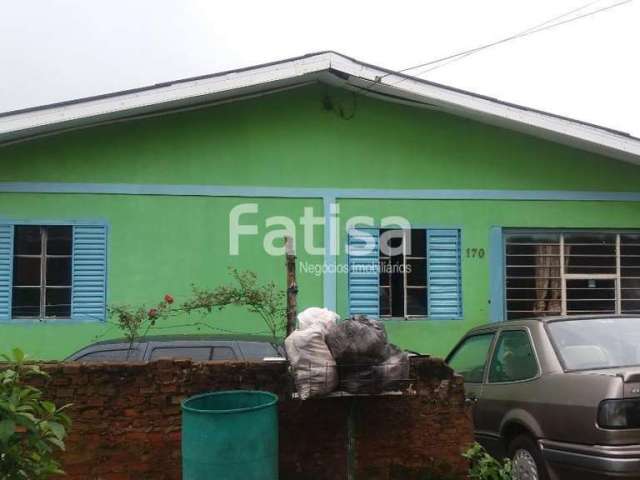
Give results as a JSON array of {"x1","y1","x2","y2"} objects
[{"x1": 466, "y1": 248, "x2": 485, "y2": 258}]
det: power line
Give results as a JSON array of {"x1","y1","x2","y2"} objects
[
  {"x1": 393, "y1": 0, "x2": 604, "y2": 76},
  {"x1": 407, "y1": 0, "x2": 605, "y2": 77},
  {"x1": 380, "y1": 0, "x2": 631, "y2": 83}
]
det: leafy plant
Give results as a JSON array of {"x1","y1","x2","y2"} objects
[
  {"x1": 0, "y1": 348, "x2": 72, "y2": 480},
  {"x1": 463, "y1": 442, "x2": 512, "y2": 480},
  {"x1": 109, "y1": 293, "x2": 175, "y2": 348},
  {"x1": 108, "y1": 269, "x2": 286, "y2": 345},
  {"x1": 182, "y1": 269, "x2": 286, "y2": 340}
]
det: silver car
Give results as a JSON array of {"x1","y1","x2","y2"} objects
[{"x1": 446, "y1": 315, "x2": 640, "y2": 480}]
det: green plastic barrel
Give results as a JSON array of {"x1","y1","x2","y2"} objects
[{"x1": 181, "y1": 390, "x2": 278, "y2": 480}]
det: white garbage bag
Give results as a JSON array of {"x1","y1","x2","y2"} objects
[
  {"x1": 297, "y1": 307, "x2": 340, "y2": 335},
  {"x1": 285, "y1": 326, "x2": 338, "y2": 400}
]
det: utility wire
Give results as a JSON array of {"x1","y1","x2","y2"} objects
[
  {"x1": 407, "y1": 0, "x2": 606, "y2": 77},
  {"x1": 379, "y1": 0, "x2": 632, "y2": 84}
]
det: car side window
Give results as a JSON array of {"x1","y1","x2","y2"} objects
[
  {"x1": 149, "y1": 347, "x2": 212, "y2": 361},
  {"x1": 211, "y1": 347, "x2": 237, "y2": 360},
  {"x1": 77, "y1": 348, "x2": 138, "y2": 362},
  {"x1": 488, "y1": 330, "x2": 538, "y2": 383},
  {"x1": 447, "y1": 333, "x2": 495, "y2": 383},
  {"x1": 238, "y1": 342, "x2": 278, "y2": 360}
]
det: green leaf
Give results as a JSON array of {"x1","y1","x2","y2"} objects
[
  {"x1": 0, "y1": 418, "x2": 16, "y2": 443},
  {"x1": 46, "y1": 436, "x2": 66, "y2": 451},
  {"x1": 11, "y1": 347, "x2": 25, "y2": 364},
  {"x1": 48, "y1": 422, "x2": 66, "y2": 441}
]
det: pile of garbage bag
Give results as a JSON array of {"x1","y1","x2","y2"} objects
[{"x1": 285, "y1": 308, "x2": 409, "y2": 399}]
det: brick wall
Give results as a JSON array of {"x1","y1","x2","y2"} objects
[{"x1": 25, "y1": 357, "x2": 473, "y2": 480}]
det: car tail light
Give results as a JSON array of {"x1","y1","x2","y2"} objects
[{"x1": 598, "y1": 399, "x2": 640, "y2": 429}]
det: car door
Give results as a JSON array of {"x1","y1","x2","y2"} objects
[
  {"x1": 446, "y1": 331, "x2": 497, "y2": 430},
  {"x1": 476, "y1": 328, "x2": 541, "y2": 457}
]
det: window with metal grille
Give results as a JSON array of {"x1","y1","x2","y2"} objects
[
  {"x1": 505, "y1": 231, "x2": 640, "y2": 319},
  {"x1": 12, "y1": 225, "x2": 73, "y2": 319},
  {"x1": 379, "y1": 229, "x2": 427, "y2": 318}
]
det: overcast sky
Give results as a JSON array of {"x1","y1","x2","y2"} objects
[{"x1": 1, "y1": 0, "x2": 638, "y2": 135}]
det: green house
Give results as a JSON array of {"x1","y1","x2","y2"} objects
[{"x1": 2, "y1": 52, "x2": 640, "y2": 360}]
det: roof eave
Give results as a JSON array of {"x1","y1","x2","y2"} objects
[{"x1": 1, "y1": 51, "x2": 639, "y2": 166}]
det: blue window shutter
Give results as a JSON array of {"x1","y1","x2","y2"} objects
[
  {"x1": 0, "y1": 224, "x2": 13, "y2": 321},
  {"x1": 348, "y1": 228, "x2": 379, "y2": 317},
  {"x1": 427, "y1": 229, "x2": 462, "y2": 319},
  {"x1": 71, "y1": 225, "x2": 107, "y2": 321}
]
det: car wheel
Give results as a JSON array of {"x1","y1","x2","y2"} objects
[{"x1": 508, "y1": 434, "x2": 548, "y2": 480}]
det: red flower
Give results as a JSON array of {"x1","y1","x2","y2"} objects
[
  {"x1": 164, "y1": 294, "x2": 174, "y2": 304},
  {"x1": 148, "y1": 308, "x2": 159, "y2": 319}
]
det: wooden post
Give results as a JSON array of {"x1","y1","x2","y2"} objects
[{"x1": 285, "y1": 236, "x2": 298, "y2": 336}]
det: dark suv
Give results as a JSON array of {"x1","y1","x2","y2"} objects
[
  {"x1": 446, "y1": 315, "x2": 640, "y2": 480},
  {"x1": 65, "y1": 334, "x2": 285, "y2": 362}
]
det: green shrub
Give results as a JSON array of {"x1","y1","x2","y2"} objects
[
  {"x1": 463, "y1": 442, "x2": 512, "y2": 480},
  {"x1": 0, "y1": 348, "x2": 72, "y2": 480}
]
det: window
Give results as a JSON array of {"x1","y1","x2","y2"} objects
[
  {"x1": 505, "y1": 231, "x2": 640, "y2": 319},
  {"x1": 447, "y1": 333, "x2": 494, "y2": 383},
  {"x1": 238, "y1": 342, "x2": 280, "y2": 360},
  {"x1": 77, "y1": 348, "x2": 140, "y2": 362},
  {"x1": 211, "y1": 347, "x2": 237, "y2": 360},
  {"x1": 548, "y1": 317, "x2": 640, "y2": 370},
  {"x1": 488, "y1": 330, "x2": 538, "y2": 382},
  {"x1": 348, "y1": 228, "x2": 462, "y2": 319},
  {"x1": 149, "y1": 347, "x2": 213, "y2": 361},
  {"x1": 12, "y1": 226, "x2": 72, "y2": 319},
  {"x1": 379, "y1": 229, "x2": 427, "y2": 317},
  {"x1": 0, "y1": 223, "x2": 108, "y2": 322}
]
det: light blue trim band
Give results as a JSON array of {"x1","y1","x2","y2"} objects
[
  {"x1": 3, "y1": 182, "x2": 640, "y2": 321},
  {"x1": 489, "y1": 227, "x2": 505, "y2": 323},
  {"x1": 323, "y1": 196, "x2": 337, "y2": 311},
  {"x1": 2, "y1": 182, "x2": 640, "y2": 202}
]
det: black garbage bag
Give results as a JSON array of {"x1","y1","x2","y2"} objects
[
  {"x1": 336, "y1": 344, "x2": 409, "y2": 394},
  {"x1": 325, "y1": 315, "x2": 388, "y2": 364},
  {"x1": 326, "y1": 316, "x2": 409, "y2": 394},
  {"x1": 377, "y1": 343, "x2": 410, "y2": 391}
]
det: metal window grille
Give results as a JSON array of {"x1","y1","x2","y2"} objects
[{"x1": 505, "y1": 231, "x2": 640, "y2": 319}]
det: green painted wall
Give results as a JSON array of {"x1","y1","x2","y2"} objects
[
  {"x1": 1, "y1": 83, "x2": 640, "y2": 359},
  {"x1": 337, "y1": 199, "x2": 640, "y2": 355}
]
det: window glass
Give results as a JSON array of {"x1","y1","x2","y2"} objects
[
  {"x1": 489, "y1": 330, "x2": 538, "y2": 382},
  {"x1": 12, "y1": 225, "x2": 73, "y2": 319},
  {"x1": 46, "y1": 226, "x2": 72, "y2": 255},
  {"x1": 447, "y1": 333, "x2": 494, "y2": 383},
  {"x1": 11, "y1": 288, "x2": 40, "y2": 317},
  {"x1": 78, "y1": 349, "x2": 138, "y2": 362},
  {"x1": 238, "y1": 342, "x2": 277, "y2": 360},
  {"x1": 621, "y1": 235, "x2": 640, "y2": 315},
  {"x1": 45, "y1": 288, "x2": 71, "y2": 318},
  {"x1": 14, "y1": 226, "x2": 41, "y2": 255},
  {"x1": 379, "y1": 229, "x2": 427, "y2": 318},
  {"x1": 149, "y1": 347, "x2": 212, "y2": 361},
  {"x1": 549, "y1": 317, "x2": 640, "y2": 370},
  {"x1": 406, "y1": 258, "x2": 426, "y2": 286},
  {"x1": 566, "y1": 279, "x2": 615, "y2": 314},
  {"x1": 211, "y1": 347, "x2": 237, "y2": 360},
  {"x1": 505, "y1": 231, "x2": 640, "y2": 319},
  {"x1": 46, "y1": 258, "x2": 72, "y2": 286},
  {"x1": 406, "y1": 288, "x2": 427, "y2": 316},
  {"x1": 13, "y1": 257, "x2": 41, "y2": 286}
]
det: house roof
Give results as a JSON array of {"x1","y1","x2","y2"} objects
[{"x1": 1, "y1": 51, "x2": 639, "y2": 165}]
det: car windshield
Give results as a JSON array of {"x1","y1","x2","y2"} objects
[{"x1": 548, "y1": 317, "x2": 640, "y2": 370}]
